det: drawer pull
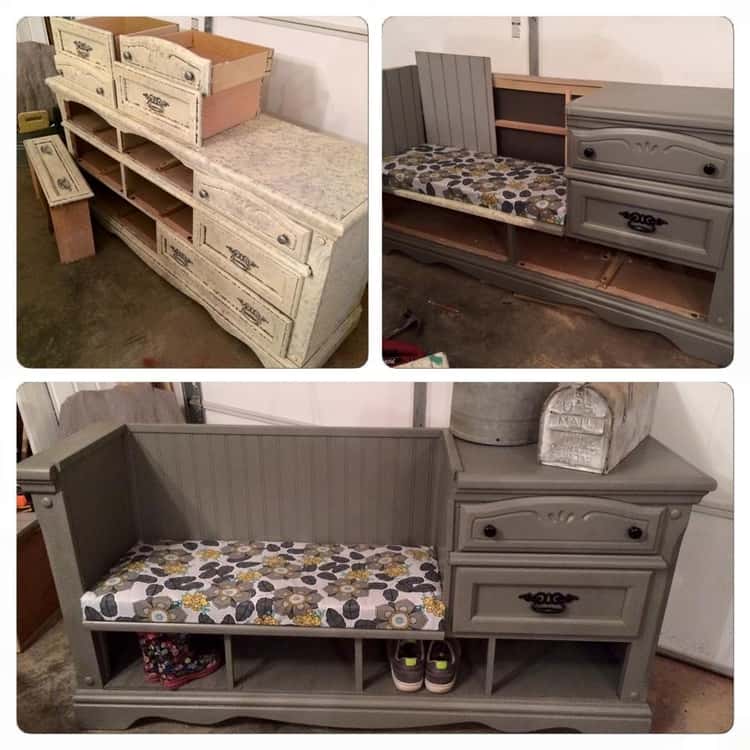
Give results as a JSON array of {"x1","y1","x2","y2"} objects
[
  {"x1": 583, "y1": 146, "x2": 596, "y2": 158},
  {"x1": 198, "y1": 189, "x2": 209, "y2": 200},
  {"x1": 703, "y1": 162, "x2": 717, "y2": 176},
  {"x1": 122, "y1": 51, "x2": 133, "y2": 61},
  {"x1": 74, "y1": 40, "x2": 92, "y2": 59},
  {"x1": 95, "y1": 86, "x2": 105, "y2": 96},
  {"x1": 628, "y1": 526, "x2": 644, "y2": 540},
  {"x1": 56, "y1": 177, "x2": 73, "y2": 192},
  {"x1": 238, "y1": 298, "x2": 268, "y2": 327},
  {"x1": 184, "y1": 70, "x2": 195, "y2": 82},
  {"x1": 483, "y1": 524, "x2": 497, "y2": 538},
  {"x1": 277, "y1": 233, "x2": 290, "y2": 246},
  {"x1": 142, "y1": 92, "x2": 170, "y2": 114},
  {"x1": 227, "y1": 246, "x2": 259, "y2": 272},
  {"x1": 168, "y1": 245, "x2": 192, "y2": 268},
  {"x1": 619, "y1": 210, "x2": 668, "y2": 234},
  {"x1": 40, "y1": 144, "x2": 53, "y2": 155},
  {"x1": 519, "y1": 591, "x2": 579, "y2": 615}
]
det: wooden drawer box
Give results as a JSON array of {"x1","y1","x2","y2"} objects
[
  {"x1": 53, "y1": 54, "x2": 117, "y2": 108},
  {"x1": 568, "y1": 127, "x2": 733, "y2": 193},
  {"x1": 119, "y1": 30, "x2": 273, "y2": 96},
  {"x1": 114, "y1": 63, "x2": 263, "y2": 148},
  {"x1": 567, "y1": 180, "x2": 732, "y2": 270},
  {"x1": 157, "y1": 225, "x2": 293, "y2": 357},
  {"x1": 194, "y1": 211, "x2": 306, "y2": 317},
  {"x1": 194, "y1": 172, "x2": 312, "y2": 262},
  {"x1": 456, "y1": 496, "x2": 664, "y2": 555},
  {"x1": 452, "y1": 566, "x2": 651, "y2": 638},
  {"x1": 50, "y1": 17, "x2": 178, "y2": 72}
]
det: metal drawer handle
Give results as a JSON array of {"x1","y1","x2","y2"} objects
[
  {"x1": 483, "y1": 524, "x2": 497, "y2": 538},
  {"x1": 227, "y1": 246, "x2": 258, "y2": 272},
  {"x1": 122, "y1": 51, "x2": 133, "y2": 61},
  {"x1": 56, "y1": 177, "x2": 73, "y2": 192},
  {"x1": 628, "y1": 526, "x2": 644, "y2": 540},
  {"x1": 184, "y1": 70, "x2": 195, "y2": 82},
  {"x1": 703, "y1": 162, "x2": 717, "y2": 176},
  {"x1": 583, "y1": 146, "x2": 595, "y2": 158},
  {"x1": 198, "y1": 189, "x2": 209, "y2": 200},
  {"x1": 619, "y1": 210, "x2": 668, "y2": 234},
  {"x1": 168, "y1": 245, "x2": 192, "y2": 268},
  {"x1": 238, "y1": 298, "x2": 268, "y2": 326},
  {"x1": 96, "y1": 86, "x2": 105, "y2": 96},
  {"x1": 277, "y1": 233, "x2": 290, "y2": 246},
  {"x1": 40, "y1": 144, "x2": 53, "y2": 155},
  {"x1": 142, "y1": 92, "x2": 170, "y2": 114},
  {"x1": 519, "y1": 591, "x2": 579, "y2": 615},
  {"x1": 74, "y1": 40, "x2": 92, "y2": 59}
]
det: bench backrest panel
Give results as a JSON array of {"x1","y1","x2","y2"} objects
[
  {"x1": 383, "y1": 65, "x2": 426, "y2": 157},
  {"x1": 126, "y1": 426, "x2": 447, "y2": 547}
]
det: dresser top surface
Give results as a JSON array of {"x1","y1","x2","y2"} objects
[
  {"x1": 453, "y1": 436, "x2": 716, "y2": 497},
  {"x1": 568, "y1": 82, "x2": 733, "y2": 133},
  {"x1": 200, "y1": 114, "x2": 368, "y2": 223}
]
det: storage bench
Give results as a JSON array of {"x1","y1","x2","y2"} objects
[{"x1": 18, "y1": 422, "x2": 715, "y2": 732}]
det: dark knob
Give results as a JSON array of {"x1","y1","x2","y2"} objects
[
  {"x1": 184, "y1": 70, "x2": 195, "y2": 82},
  {"x1": 198, "y1": 189, "x2": 209, "y2": 199},
  {"x1": 95, "y1": 87, "x2": 104, "y2": 95},
  {"x1": 277, "y1": 233, "x2": 290, "y2": 246},
  {"x1": 583, "y1": 146, "x2": 595, "y2": 158},
  {"x1": 628, "y1": 526, "x2": 643, "y2": 540},
  {"x1": 483, "y1": 524, "x2": 497, "y2": 538},
  {"x1": 703, "y1": 163, "x2": 717, "y2": 176},
  {"x1": 122, "y1": 51, "x2": 132, "y2": 61}
]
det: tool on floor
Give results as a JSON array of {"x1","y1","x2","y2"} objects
[
  {"x1": 383, "y1": 309, "x2": 426, "y2": 366},
  {"x1": 386, "y1": 308, "x2": 422, "y2": 339}
]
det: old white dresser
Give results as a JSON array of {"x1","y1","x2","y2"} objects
[{"x1": 46, "y1": 19, "x2": 367, "y2": 368}]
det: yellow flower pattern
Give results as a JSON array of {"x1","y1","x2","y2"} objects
[{"x1": 181, "y1": 592, "x2": 209, "y2": 612}]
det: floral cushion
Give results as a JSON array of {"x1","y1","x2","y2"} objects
[
  {"x1": 383, "y1": 143, "x2": 567, "y2": 227},
  {"x1": 81, "y1": 539, "x2": 445, "y2": 632}
]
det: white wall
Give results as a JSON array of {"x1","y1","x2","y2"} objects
[{"x1": 383, "y1": 16, "x2": 733, "y2": 89}]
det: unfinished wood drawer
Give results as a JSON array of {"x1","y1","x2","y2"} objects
[
  {"x1": 50, "y1": 17, "x2": 178, "y2": 72},
  {"x1": 119, "y1": 30, "x2": 273, "y2": 96},
  {"x1": 457, "y1": 496, "x2": 664, "y2": 555},
  {"x1": 194, "y1": 211, "x2": 306, "y2": 317},
  {"x1": 54, "y1": 54, "x2": 117, "y2": 108},
  {"x1": 567, "y1": 180, "x2": 732, "y2": 270},
  {"x1": 452, "y1": 566, "x2": 651, "y2": 638},
  {"x1": 194, "y1": 172, "x2": 312, "y2": 262},
  {"x1": 569, "y1": 128, "x2": 732, "y2": 193},
  {"x1": 157, "y1": 225, "x2": 293, "y2": 357},
  {"x1": 114, "y1": 63, "x2": 262, "y2": 147}
]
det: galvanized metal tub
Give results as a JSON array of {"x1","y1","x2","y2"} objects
[{"x1": 450, "y1": 383, "x2": 557, "y2": 446}]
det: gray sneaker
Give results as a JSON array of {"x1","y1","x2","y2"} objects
[
  {"x1": 425, "y1": 640, "x2": 459, "y2": 693},
  {"x1": 389, "y1": 640, "x2": 425, "y2": 692}
]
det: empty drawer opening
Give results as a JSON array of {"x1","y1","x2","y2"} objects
[
  {"x1": 67, "y1": 102, "x2": 117, "y2": 149},
  {"x1": 75, "y1": 138, "x2": 122, "y2": 193},
  {"x1": 123, "y1": 167, "x2": 192, "y2": 241},
  {"x1": 122, "y1": 132, "x2": 194, "y2": 195}
]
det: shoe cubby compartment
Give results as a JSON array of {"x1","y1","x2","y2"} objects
[
  {"x1": 121, "y1": 132, "x2": 194, "y2": 197},
  {"x1": 75, "y1": 138, "x2": 123, "y2": 192},
  {"x1": 123, "y1": 167, "x2": 188, "y2": 222},
  {"x1": 66, "y1": 101, "x2": 118, "y2": 150}
]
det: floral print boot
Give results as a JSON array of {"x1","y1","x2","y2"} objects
[{"x1": 137, "y1": 633, "x2": 222, "y2": 689}]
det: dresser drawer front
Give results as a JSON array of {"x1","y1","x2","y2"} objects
[
  {"x1": 569, "y1": 128, "x2": 733, "y2": 192},
  {"x1": 51, "y1": 18, "x2": 115, "y2": 70},
  {"x1": 194, "y1": 211, "x2": 305, "y2": 317},
  {"x1": 54, "y1": 54, "x2": 116, "y2": 108},
  {"x1": 194, "y1": 173, "x2": 312, "y2": 262},
  {"x1": 452, "y1": 566, "x2": 651, "y2": 638},
  {"x1": 567, "y1": 181, "x2": 732, "y2": 269},
  {"x1": 457, "y1": 496, "x2": 664, "y2": 554},
  {"x1": 157, "y1": 226, "x2": 292, "y2": 357},
  {"x1": 114, "y1": 64, "x2": 200, "y2": 147}
]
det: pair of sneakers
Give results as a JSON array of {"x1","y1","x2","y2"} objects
[{"x1": 389, "y1": 639, "x2": 459, "y2": 693}]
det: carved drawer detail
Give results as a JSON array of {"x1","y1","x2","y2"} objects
[
  {"x1": 53, "y1": 54, "x2": 117, "y2": 108},
  {"x1": 456, "y1": 496, "x2": 664, "y2": 554}
]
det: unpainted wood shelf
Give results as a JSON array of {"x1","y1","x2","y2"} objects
[
  {"x1": 124, "y1": 169, "x2": 184, "y2": 219},
  {"x1": 161, "y1": 204, "x2": 194, "y2": 242},
  {"x1": 495, "y1": 119, "x2": 566, "y2": 137}
]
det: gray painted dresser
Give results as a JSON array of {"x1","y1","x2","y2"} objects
[
  {"x1": 17, "y1": 423, "x2": 715, "y2": 732},
  {"x1": 44, "y1": 30, "x2": 367, "y2": 367}
]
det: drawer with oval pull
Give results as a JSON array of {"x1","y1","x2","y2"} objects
[
  {"x1": 451, "y1": 566, "x2": 651, "y2": 638},
  {"x1": 119, "y1": 30, "x2": 273, "y2": 96},
  {"x1": 157, "y1": 225, "x2": 293, "y2": 357},
  {"x1": 569, "y1": 127, "x2": 733, "y2": 192},
  {"x1": 194, "y1": 173, "x2": 312, "y2": 262},
  {"x1": 53, "y1": 54, "x2": 117, "y2": 108},
  {"x1": 194, "y1": 211, "x2": 306, "y2": 317},
  {"x1": 457, "y1": 496, "x2": 664, "y2": 555},
  {"x1": 567, "y1": 180, "x2": 732, "y2": 270},
  {"x1": 51, "y1": 17, "x2": 178, "y2": 72}
]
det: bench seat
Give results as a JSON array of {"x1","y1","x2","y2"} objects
[
  {"x1": 383, "y1": 144, "x2": 567, "y2": 229},
  {"x1": 81, "y1": 539, "x2": 445, "y2": 632}
]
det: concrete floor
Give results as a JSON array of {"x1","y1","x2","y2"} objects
[
  {"x1": 383, "y1": 252, "x2": 711, "y2": 368},
  {"x1": 17, "y1": 621, "x2": 732, "y2": 734},
  {"x1": 17, "y1": 156, "x2": 367, "y2": 368}
]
